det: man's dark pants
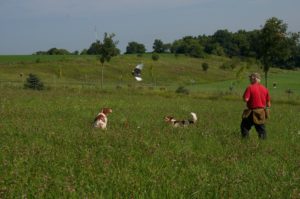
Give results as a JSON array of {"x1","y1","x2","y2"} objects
[{"x1": 240, "y1": 112, "x2": 267, "y2": 139}]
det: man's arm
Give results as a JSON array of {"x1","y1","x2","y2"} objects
[
  {"x1": 243, "y1": 87, "x2": 250, "y2": 102},
  {"x1": 266, "y1": 100, "x2": 271, "y2": 108},
  {"x1": 266, "y1": 90, "x2": 271, "y2": 108}
]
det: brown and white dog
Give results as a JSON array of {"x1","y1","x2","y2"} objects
[
  {"x1": 93, "y1": 108, "x2": 112, "y2": 129},
  {"x1": 164, "y1": 112, "x2": 197, "y2": 127}
]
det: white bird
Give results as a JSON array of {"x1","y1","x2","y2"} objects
[{"x1": 131, "y1": 63, "x2": 144, "y2": 81}]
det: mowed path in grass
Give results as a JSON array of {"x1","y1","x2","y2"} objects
[{"x1": 0, "y1": 87, "x2": 300, "y2": 198}]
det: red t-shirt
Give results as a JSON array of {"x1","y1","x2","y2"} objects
[{"x1": 243, "y1": 83, "x2": 270, "y2": 109}]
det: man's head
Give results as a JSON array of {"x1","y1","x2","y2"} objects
[{"x1": 249, "y1": 73, "x2": 261, "y2": 84}]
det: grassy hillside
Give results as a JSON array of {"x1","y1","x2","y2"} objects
[
  {"x1": 0, "y1": 54, "x2": 300, "y2": 198},
  {"x1": 1, "y1": 54, "x2": 299, "y2": 100},
  {"x1": 0, "y1": 54, "x2": 234, "y2": 85}
]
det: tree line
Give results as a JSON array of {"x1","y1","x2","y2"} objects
[{"x1": 34, "y1": 17, "x2": 300, "y2": 70}]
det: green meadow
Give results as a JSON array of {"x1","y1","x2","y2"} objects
[{"x1": 0, "y1": 54, "x2": 300, "y2": 198}]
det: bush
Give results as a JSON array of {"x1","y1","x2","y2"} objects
[
  {"x1": 219, "y1": 61, "x2": 237, "y2": 70},
  {"x1": 24, "y1": 73, "x2": 44, "y2": 90},
  {"x1": 116, "y1": 85, "x2": 122, "y2": 89},
  {"x1": 202, "y1": 62, "x2": 209, "y2": 72},
  {"x1": 285, "y1": 89, "x2": 293, "y2": 95},
  {"x1": 152, "y1": 53, "x2": 159, "y2": 61},
  {"x1": 175, "y1": 86, "x2": 189, "y2": 95},
  {"x1": 35, "y1": 58, "x2": 41, "y2": 63}
]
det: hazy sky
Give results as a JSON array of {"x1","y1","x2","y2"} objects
[{"x1": 0, "y1": 0, "x2": 299, "y2": 55}]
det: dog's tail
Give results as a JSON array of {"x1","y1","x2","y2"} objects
[{"x1": 190, "y1": 112, "x2": 197, "y2": 123}]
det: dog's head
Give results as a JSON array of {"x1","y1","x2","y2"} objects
[
  {"x1": 101, "y1": 108, "x2": 112, "y2": 115},
  {"x1": 164, "y1": 116, "x2": 174, "y2": 123}
]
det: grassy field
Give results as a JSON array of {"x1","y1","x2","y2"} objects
[
  {"x1": 1, "y1": 54, "x2": 299, "y2": 99},
  {"x1": 0, "y1": 55, "x2": 300, "y2": 198}
]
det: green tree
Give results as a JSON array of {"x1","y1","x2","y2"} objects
[
  {"x1": 153, "y1": 39, "x2": 166, "y2": 53},
  {"x1": 171, "y1": 36, "x2": 205, "y2": 58},
  {"x1": 87, "y1": 40, "x2": 102, "y2": 55},
  {"x1": 80, "y1": 49, "x2": 88, "y2": 55},
  {"x1": 24, "y1": 73, "x2": 44, "y2": 90},
  {"x1": 187, "y1": 40, "x2": 205, "y2": 58},
  {"x1": 98, "y1": 33, "x2": 120, "y2": 89},
  {"x1": 248, "y1": 30, "x2": 261, "y2": 57},
  {"x1": 232, "y1": 30, "x2": 252, "y2": 56},
  {"x1": 125, "y1": 41, "x2": 146, "y2": 54},
  {"x1": 47, "y1": 48, "x2": 70, "y2": 55},
  {"x1": 212, "y1": 29, "x2": 238, "y2": 56},
  {"x1": 204, "y1": 41, "x2": 225, "y2": 56},
  {"x1": 279, "y1": 32, "x2": 300, "y2": 69},
  {"x1": 257, "y1": 17, "x2": 290, "y2": 87}
]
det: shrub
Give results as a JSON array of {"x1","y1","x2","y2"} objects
[
  {"x1": 219, "y1": 61, "x2": 237, "y2": 70},
  {"x1": 285, "y1": 89, "x2": 293, "y2": 95},
  {"x1": 202, "y1": 62, "x2": 209, "y2": 72},
  {"x1": 24, "y1": 73, "x2": 44, "y2": 90},
  {"x1": 116, "y1": 85, "x2": 122, "y2": 89},
  {"x1": 152, "y1": 53, "x2": 159, "y2": 61},
  {"x1": 175, "y1": 86, "x2": 189, "y2": 95}
]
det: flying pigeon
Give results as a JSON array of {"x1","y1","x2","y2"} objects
[{"x1": 131, "y1": 63, "x2": 144, "y2": 81}]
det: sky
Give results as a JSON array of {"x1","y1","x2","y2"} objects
[{"x1": 0, "y1": 0, "x2": 299, "y2": 55}]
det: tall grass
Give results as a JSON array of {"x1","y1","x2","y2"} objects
[
  {"x1": 0, "y1": 87, "x2": 299, "y2": 198},
  {"x1": 0, "y1": 54, "x2": 299, "y2": 197}
]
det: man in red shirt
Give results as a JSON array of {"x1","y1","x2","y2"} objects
[{"x1": 241, "y1": 73, "x2": 271, "y2": 139}]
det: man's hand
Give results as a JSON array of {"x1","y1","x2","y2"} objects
[{"x1": 244, "y1": 97, "x2": 249, "y2": 102}]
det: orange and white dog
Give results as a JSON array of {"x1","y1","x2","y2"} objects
[
  {"x1": 164, "y1": 112, "x2": 197, "y2": 127},
  {"x1": 93, "y1": 108, "x2": 112, "y2": 129}
]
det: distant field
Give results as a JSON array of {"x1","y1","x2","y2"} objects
[
  {"x1": 0, "y1": 55, "x2": 300, "y2": 198},
  {"x1": 0, "y1": 55, "x2": 91, "y2": 63},
  {"x1": 0, "y1": 54, "x2": 299, "y2": 100}
]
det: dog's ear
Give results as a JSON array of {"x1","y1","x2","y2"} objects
[{"x1": 164, "y1": 116, "x2": 172, "y2": 122}]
